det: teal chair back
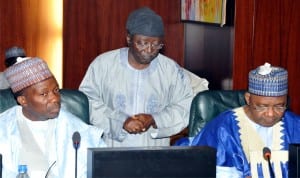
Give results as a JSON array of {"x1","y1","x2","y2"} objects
[{"x1": 188, "y1": 90, "x2": 246, "y2": 137}]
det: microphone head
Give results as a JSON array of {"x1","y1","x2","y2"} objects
[
  {"x1": 263, "y1": 147, "x2": 271, "y2": 160},
  {"x1": 72, "y1": 131, "x2": 81, "y2": 149}
]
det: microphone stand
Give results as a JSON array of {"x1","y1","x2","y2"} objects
[
  {"x1": 266, "y1": 156, "x2": 275, "y2": 178},
  {"x1": 74, "y1": 142, "x2": 79, "y2": 178},
  {"x1": 0, "y1": 154, "x2": 2, "y2": 178}
]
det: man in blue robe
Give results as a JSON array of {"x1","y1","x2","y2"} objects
[{"x1": 191, "y1": 63, "x2": 300, "y2": 177}]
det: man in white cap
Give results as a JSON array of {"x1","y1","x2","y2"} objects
[
  {"x1": 188, "y1": 63, "x2": 300, "y2": 178},
  {"x1": 0, "y1": 57, "x2": 106, "y2": 177},
  {"x1": 0, "y1": 46, "x2": 26, "y2": 89},
  {"x1": 79, "y1": 7, "x2": 194, "y2": 147}
]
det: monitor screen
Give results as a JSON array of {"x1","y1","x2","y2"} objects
[
  {"x1": 87, "y1": 146, "x2": 216, "y2": 178},
  {"x1": 289, "y1": 143, "x2": 300, "y2": 177}
]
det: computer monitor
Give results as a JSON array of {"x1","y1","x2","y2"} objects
[
  {"x1": 87, "y1": 146, "x2": 216, "y2": 178},
  {"x1": 289, "y1": 143, "x2": 300, "y2": 177}
]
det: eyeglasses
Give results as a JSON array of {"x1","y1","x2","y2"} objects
[
  {"x1": 249, "y1": 104, "x2": 287, "y2": 113},
  {"x1": 134, "y1": 41, "x2": 164, "y2": 50}
]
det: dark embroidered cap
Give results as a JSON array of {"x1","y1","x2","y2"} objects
[{"x1": 4, "y1": 57, "x2": 53, "y2": 93}]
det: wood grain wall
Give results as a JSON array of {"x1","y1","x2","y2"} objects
[
  {"x1": 0, "y1": 0, "x2": 63, "y2": 84},
  {"x1": 233, "y1": 0, "x2": 300, "y2": 112},
  {"x1": 0, "y1": 1, "x2": 29, "y2": 69},
  {"x1": 63, "y1": 0, "x2": 184, "y2": 89},
  {"x1": 1, "y1": 0, "x2": 299, "y2": 113}
]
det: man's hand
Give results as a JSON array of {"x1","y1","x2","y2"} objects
[
  {"x1": 134, "y1": 114, "x2": 157, "y2": 131},
  {"x1": 123, "y1": 117, "x2": 144, "y2": 134},
  {"x1": 123, "y1": 114, "x2": 157, "y2": 134}
]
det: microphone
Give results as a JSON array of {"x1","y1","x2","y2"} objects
[
  {"x1": 72, "y1": 131, "x2": 81, "y2": 178},
  {"x1": 263, "y1": 147, "x2": 275, "y2": 178},
  {"x1": 72, "y1": 131, "x2": 81, "y2": 149}
]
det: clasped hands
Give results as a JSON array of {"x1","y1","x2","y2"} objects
[{"x1": 123, "y1": 113, "x2": 157, "y2": 134}]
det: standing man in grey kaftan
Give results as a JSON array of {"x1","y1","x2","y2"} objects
[{"x1": 79, "y1": 7, "x2": 193, "y2": 147}]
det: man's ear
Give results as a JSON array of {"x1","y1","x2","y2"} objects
[
  {"x1": 126, "y1": 34, "x2": 132, "y2": 45},
  {"x1": 244, "y1": 92, "x2": 251, "y2": 105},
  {"x1": 17, "y1": 96, "x2": 27, "y2": 106}
]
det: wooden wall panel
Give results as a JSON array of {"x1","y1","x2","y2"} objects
[
  {"x1": 2, "y1": 0, "x2": 299, "y2": 113},
  {"x1": 63, "y1": 0, "x2": 184, "y2": 89},
  {"x1": 284, "y1": 1, "x2": 300, "y2": 114},
  {"x1": 232, "y1": 0, "x2": 255, "y2": 90},
  {"x1": 0, "y1": 0, "x2": 27, "y2": 70},
  {"x1": 233, "y1": 0, "x2": 300, "y2": 113},
  {"x1": 0, "y1": 0, "x2": 62, "y2": 85}
]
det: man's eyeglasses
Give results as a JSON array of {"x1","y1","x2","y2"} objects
[
  {"x1": 249, "y1": 104, "x2": 287, "y2": 113},
  {"x1": 134, "y1": 41, "x2": 164, "y2": 50}
]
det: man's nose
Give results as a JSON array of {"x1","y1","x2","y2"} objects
[
  {"x1": 145, "y1": 44, "x2": 155, "y2": 52},
  {"x1": 265, "y1": 106, "x2": 276, "y2": 117},
  {"x1": 49, "y1": 91, "x2": 60, "y2": 102}
]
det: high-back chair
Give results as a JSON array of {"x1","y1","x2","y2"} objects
[
  {"x1": 0, "y1": 88, "x2": 90, "y2": 124},
  {"x1": 188, "y1": 90, "x2": 247, "y2": 137}
]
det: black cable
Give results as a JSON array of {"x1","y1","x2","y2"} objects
[{"x1": 45, "y1": 161, "x2": 56, "y2": 178}]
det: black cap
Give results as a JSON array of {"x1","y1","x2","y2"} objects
[
  {"x1": 126, "y1": 7, "x2": 164, "y2": 37},
  {"x1": 4, "y1": 46, "x2": 26, "y2": 67}
]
